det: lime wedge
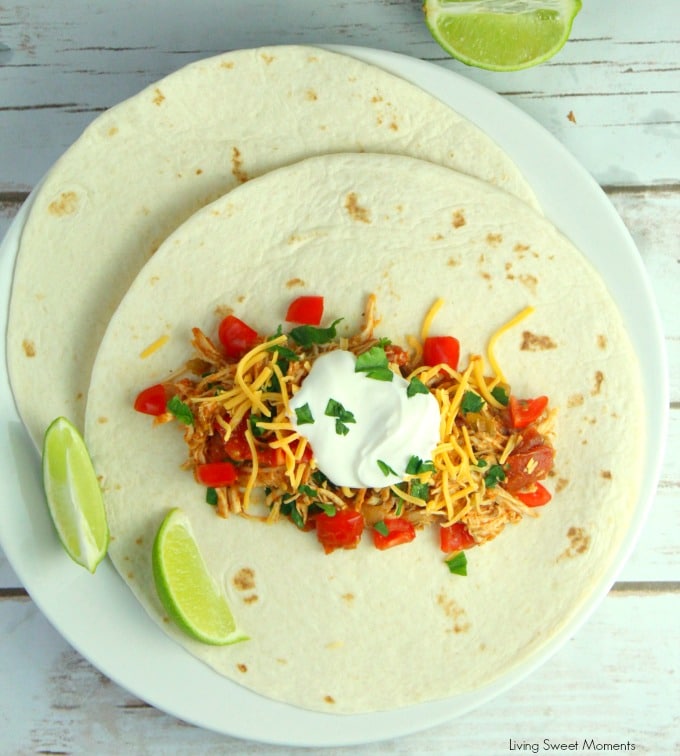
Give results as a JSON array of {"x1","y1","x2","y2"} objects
[
  {"x1": 424, "y1": 0, "x2": 582, "y2": 72},
  {"x1": 42, "y1": 417, "x2": 109, "y2": 573},
  {"x1": 152, "y1": 508, "x2": 247, "y2": 645}
]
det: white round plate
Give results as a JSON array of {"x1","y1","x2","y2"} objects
[{"x1": 0, "y1": 46, "x2": 668, "y2": 746}]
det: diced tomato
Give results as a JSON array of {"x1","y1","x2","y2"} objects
[
  {"x1": 315, "y1": 509, "x2": 365, "y2": 554},
  {"x1": 133, "y1": 383, "x2": 169, "y2": 416},
  {"x1": 196, "y1": 461, "x2": 237, "y2": 487},
  {"x1": 372, "y1": 517, "x2": 416, "y2": 550},
  {"x1": 218, "y1": 315, "x2": 259, "y2": 360},
  {"x1": 285, "y1": 295, "x2": 324, "y2": 325},
  {"x1": 504, "y1": 438, "x2": 555, "y2": 493},
  {"x1": 509, "y1": 395, "x2": 549, "y2": 429},
  {"x1": 256, "y1": 446, "x2": 286, "y2": 467},
  {"x1": 290, "y1": 439, "x2": 314, "y2": 463},
  {"x1": 423, "y1": 336, "x2": 460, "y2": 371},
  {"x1": 440, "y1": 521, "x2": 476, "y2": 552},
  {"x1": 515, "y1": 482, "x2": 552, "y2": 508},
  {"x1": 224, "y1": 416, "x2": 251, "y2": 461}
]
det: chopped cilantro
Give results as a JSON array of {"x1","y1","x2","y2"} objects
[
  {"x1": 325, "y1": 398, "x2": 356, "y2": 435},
  {"x1": 373, "y1": 521, "x2": 389, "y2": 537},
  {"x1": 280, "y1": 496, "x2": 305, "y2": 529},
  {"x1": 476, "y1": 458, "x2": 488, "y2": 468},
  {"x1": 405, "y1": 455, "x2": 436, "y2": 475},
  {"x1": 167, "y1": 395, "x2": 193, "y2": 425},
  {"x1": 297, "y1": 484, "x2": 317, "y2": 498},
  {"x1": 461, "y1": 391, "x2": 485, "y2": 413},
  {"x1": 249, "y1": 413, "x2": 267, "y2": 437},
  {"x1": 317, "y1": 502, "x2": 337, "y2": 517},
  {"x1": 205, "y1": 487, "x2": 218, "y2": 506},
  {"x1": 377, "y1": 459, "x2": 398, "y2": 477},
  {"x1": 410, "y1": 480, "x2": 430, "y2": 501},
  {"x1": 311, "y1": 470, "x2": 329, "y2": 487},
  {"x1": 491, "y1": 385, "x2": 510, "y2": 406},
  {"x1": 288, "y1": 318, "x2": 342, "y2": 347},
  {"x1": 294, "y1": 402, "x2": 315, "y2": 425},
  {"x1": 484, "y1": 464, "x2": 507, "y2": 488},
  {"x1": 355, "y1": 345, "x2": 393, "y2": 382},
  {"x1": 445, "y1": 551, "x2": 468, "y2": 576},
  {"x1": 406, "y1": 376, "x2": 430, "y2": 398}
]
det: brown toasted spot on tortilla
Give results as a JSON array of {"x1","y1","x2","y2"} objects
[
  {"x1": 48, "y1": 191, "x2": 79, "y2": 216},
  {"x1": 591, "y1": 370, "x2": 605, "y2": 395},
  {"x1": 567, "y1": 110, "x2": 577, "y2": 123},
  {"x1": 436, "y1": 592, "x2": 471, "y2": 634},
  {"x1": 22, "y1": 339, "x2": 36, "y2": 357},
  {"x1": 135, "y1": 536, "x2": 143, "y2": 546},
  {"x1": 231, "y1": 146, "x2": 248, "y2": 184},
  {"x1": 260, "y1": 52, "x2": 275, "y2": 64},
  {"x1": 555, "y1": 477, "x2": 569, "y2": 493},
  {"x1": 447, "y1": 256, "x2": 461, "y2": 266},
  {"x1": 195, "y1": 168, "x2": 203, "y2": 176},
  {"x1": 286, "y1": 277, "x2": 305, "y2": 288},
  {"x1": 237, "y1": 663, "x2": 248, "y2": 673},
  {"x1": 344, "y1": 192, "x2": 371, "y2": 223},
  {"x1": 389, "y1": 120, "x2": 399, "y2": 131},
  {"x1": 568, "y1": 393, "x2": 584, "y2": 408},
  {"x1": 452, "y1": 209, "x2": 466, "y2": 228},
  {"x1": 233, "y1": 567, "x2": 256, "y2": 591},
  {"x1": 243, "y1": 594, "x2": 259, "y2": 604},
  {"x1": 305, "y1": 88, "x2": 318, "y2": 101},
  {"x1": 108, "y1": 126, "x2": 119, "y2": 137},
  {"x1": 597, "y1": 334, "x2": 608, "y2": 350},
  {"x1": 371, "y1": 94, "x2": 383, "y2": 103},
  {"x1": 152, "y1": 88, "x2": 165, "y2": 106},
  {"x1": 519, "y1": 273, "x2": 538, "y2": 293},
  {"x1": 97, "y1": 416, "x2": 108, "y2": 424},
  {"x1": 558, "y1": 526, "x2": 591, "y2": 560},
  {"x1": 513, "y1": 243, "x2": 530, "y2": 256},
  {"x1": 601, "y1": 470, "x2": 612, "y2": 480},
  {"x1": 341, "y1": 592, "x2": 355, "y2": 604},
  {"x1": 220, "y1": 60, "x2": 235, "y2": 69},
  {"x1": 486, "y1": 232, "x2": 503, "y2": 246},
  {"x1": 127, "y1": 571, "x2": 134, "y2": 580},
  {"x1": 324, "y1": 695, "x2": 336, "y2": 705},
  {"x1": 276, "y1": 658, "x2": 288, "y2": 665},
  {"x1": 430, "y1": 233, "x2": 444, "y2": 241},
  {"x1": 521, "y1": 331, "x2": 557, "y2": 351}
]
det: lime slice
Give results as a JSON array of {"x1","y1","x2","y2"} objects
[
  {"x1": 42, "y1": 416, "x2": 109, "y2": 572},
  {"x1": 424, "y1": 0, "x2": 582, "y2": 72},
  {"x1": 152, "y1": 508, "x2": 247, "y2": 645}
]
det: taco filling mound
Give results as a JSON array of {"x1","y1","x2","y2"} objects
[
  {"x1": 134, "y1": 294, "x2": 555, "y2": 566},
  {"x1": 84, "y1": 152, "x2": 644, "y2": 714}
]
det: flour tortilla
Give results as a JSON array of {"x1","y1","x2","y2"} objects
[
  {"x1": 84, "y1": 153, "x2": 644, "y2": 714},
  {"x1": 7, "y1": 44, "x2": 538, "y2": 448}
]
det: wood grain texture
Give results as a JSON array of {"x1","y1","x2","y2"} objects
[{"x1": 0, "y1": 0, "x2": 678, "y2": 751}]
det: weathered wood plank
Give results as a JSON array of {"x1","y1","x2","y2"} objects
[
  {"x1": 0, "y1": 0, "x2": 678, "y2": 189},
  {"x1": 0, "y1": 589, "x2": 677, "y2": 753}
]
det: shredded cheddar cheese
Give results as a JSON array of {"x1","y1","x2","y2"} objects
[
  {"x1": 139, "y1": 334, "x2": 169, "y2": 359},
  {"x1": 487, "y1": 305, "x2": 534, "y2": 382}
]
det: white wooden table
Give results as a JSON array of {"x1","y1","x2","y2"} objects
[{"x1": 1, "y1": 2, "x2": 678, "y2": 753}]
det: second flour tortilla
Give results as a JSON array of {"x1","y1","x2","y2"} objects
[
  {"x1": 7, "y1": 44, "x2": 538, "y2": 447},
  {"x1": 85, "y1": 153, "x2": 643, "y2": 714}
]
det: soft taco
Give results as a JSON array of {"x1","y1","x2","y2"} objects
[
  {"x1": 7, "y1": 44, "x2": 539, "y2": 449},
  {"x1": 84, "y1": 152, "x2": 644, "y2": 714}
]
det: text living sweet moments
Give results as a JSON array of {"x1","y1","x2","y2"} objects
[{"x1": 508, "y1": 739, "x2": 637, "y2": 753}]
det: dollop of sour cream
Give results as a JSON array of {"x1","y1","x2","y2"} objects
[{"x1": 287, "y1": 350, "x2": 440, "y2": 489}]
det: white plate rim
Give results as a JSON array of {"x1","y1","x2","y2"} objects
[{"x1": 0, "y1": 44, "x2": 669, "y2": 747}]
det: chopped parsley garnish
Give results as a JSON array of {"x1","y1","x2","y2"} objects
[
  {"x1": 405, "y1": 455, "x2": 436, "y2": 475},
  {"x1": 288, "y1": 318, "x2": 343, "y2": 347},
  {"x1": 167, "y1": 395, "x2": 194, "y2": 425},
  {"x1": 491, "y1": 385, "x2": 510, "y2": 406},
  {"x1": 377, "y1": 459, "x2": 398, "y2": 477},
  {"x1": 249, "y1": 413, "x2": 268, "y2": 437},
  {"x1": 410, "y1": 479, "x2": 430, "y2": 501},
  {"x1": 355, "y1": 345, "x2": 393, "y2": 382},
  {"x1": 294, "y1": 402, "x2": 315, "y2": 425},
  {"x1": 484, "y1": 464, "x2": 507, "y2": 488},
  {"x1": 205, "y1": 487, "x2": 218, "y2": 506},
  {"x1": 406, "y1": 376, "x2": 430, "y2": 397},
  {"x1": 461, "y1": 390, "x2": 485, "y2": 414},
  {"x1": 324, "y1": 398, "x2": 356, "y2": 435},
  {"x1": 280, "y1": 496, "x2": 305, "y2": 529},
  {"x1": 373, "y1": 521, "x2": 389, "y2": 537},
  {"x1": 445, "y1": 551, "x2": 468, "y2": 576}
]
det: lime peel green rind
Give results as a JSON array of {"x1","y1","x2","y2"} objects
[
  {"x1": 424, "y1": 0, "x2": 582, "y2": 72},
  {"x1": 152, "y1": 508, "x2": 248, "y2": 646},
  {"x1": 42, "y1": 416, "x2": 109, "y2": 573}
]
